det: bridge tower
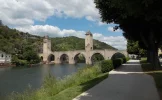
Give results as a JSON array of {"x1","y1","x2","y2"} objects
[
  {"x1": 43, "y1": 35, "x2": 51, "y2": 63},
  {"x1": 85, "y1": 31, "x2": 93, "y2": 64}
]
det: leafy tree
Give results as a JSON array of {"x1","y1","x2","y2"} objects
[
  {"x1": 23, "y1": 50, "x2": 40, "y2": 64},
  {"x1": 127, "y1": 40, "x2": 146, "y2": 57},
  {"x1": 0, "y1": 25, "x2": 42, "y2": 66},
  {"x1": 95, "y1": 0, "x2": 162, "y2": 68}
]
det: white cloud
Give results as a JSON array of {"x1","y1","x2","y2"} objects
[
  {"x1": 16, "y1": 25, "x2": 127, "y2": 50},
  {"x1": 108, "y1": 26, "x2": 122, "y2": 32},
  {"x1": 0, "y1": 0, "x2": 126, "y2": 50},
  {"x1": 0, "y1": 0, "x2": 54, "y2": 26},
  {"x1": 98, "y1": 22, "x2": 107, "y2": 26},
  {"x1": 0, "y1": 0, "x2": 102, "y2": 26}
]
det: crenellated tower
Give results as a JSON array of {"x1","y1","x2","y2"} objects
[
  {"x1": 43, "y1": 35, "x2": 51, "y2": 62},
  {"x1": 85, "y1": 31, "x2": 93, "y2": 51},
  {"x1": 85, "y1": 31, "x2": 93, "y2": 64}
]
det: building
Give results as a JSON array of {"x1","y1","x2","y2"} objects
[{"x1": 0, "y1": 51, "x2": 11, "y2": 65}]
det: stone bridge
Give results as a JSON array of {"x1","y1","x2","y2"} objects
[{"x1": 41, "y1": 31, "x2": 127, "y2": 64}]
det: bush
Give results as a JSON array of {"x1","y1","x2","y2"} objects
[
  {"x1": 122, "y1": 57, "x2": 126, "y2": 63},
  {"x1": 100, "y1": 60, "x2": 113, "y2": 73},
  {"x1": 126, "y1": 57, "x2": 130, "y2": 61},
  {"x1": 112, "y1": 58, "x2": 123, "y2": 69}
]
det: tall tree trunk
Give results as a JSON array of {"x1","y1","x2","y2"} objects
[
  {"x1": 148, "y1": 33, "x2": 161, "y2": 69},
  {"x1": 147, "y1": 50, "x2": 151, "y2": 63}
]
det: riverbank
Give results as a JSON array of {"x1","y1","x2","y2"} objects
[
  {"x1": 0, "y1": 64, "x2": 15, "y2": 68},
  {"x1": 6, "y1": 58, "x2": 128, "y2": 100},
  {"x1": 7, "y1": 63, "x2": 109, "y2": 100}
]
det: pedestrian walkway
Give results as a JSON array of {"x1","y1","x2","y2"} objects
[{"x1": 73, "y1": 60, "x2": 160, "y2": 100}]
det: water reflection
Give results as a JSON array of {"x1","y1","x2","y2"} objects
[{"x1": 0, "y1": 63, "x2": 85, "y2": 97}]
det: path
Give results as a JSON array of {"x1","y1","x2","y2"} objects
[{"x1": 73, "y1": 60, "x2": 160, "y2": 100}]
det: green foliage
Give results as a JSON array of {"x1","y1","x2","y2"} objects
[
  {"x1": 12, "y1": 55, "x2": 28, "y2": 66},
  {"x1": 126, "y1": 57, "x2": 130, "y2": 62},
  {"x1": 8, "y1": 63, "x2": 107, "y2": 100},
  {"x1": 100, "y1": 60, "x2": 113, "y2": 73},
  {"x1": 51, "y1": 36, "x2": 117, "y2": 51},
  {"x1": 112, "y1": 58, "x2": 123, "y2": 69},
  {"x1": 23, "y1": 47, "x2": 41, "y2": 64},
  {"x1": 127, "y1": 40, "x2": 147, "y2": 57},
  {"x1": 111, "y1": 52, "x2": 125, "y2": 60},
  {"x1": 0, "y1": 25, "x2": 42, "y2": 66},
  {"x1": 92, "y1": 53, "x2": 104, "y2": 62},
  {"x1": 94, "y1": 0, "x2": 162, "y2": 68},
  {"x1": 122, "y1": 57, "x2": 126, "y2": 63}
]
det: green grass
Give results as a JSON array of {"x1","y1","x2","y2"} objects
[
  {"x1": 44, "y1": 73, "x2": 108, "y2": 100},
  {"x1": 7, "y1": 63, "x2": 108, "y2": 100},
  {"x1": 140, "y1": 58, "x2": 162, "y2": 100}
]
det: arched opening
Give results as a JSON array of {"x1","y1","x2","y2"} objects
[
  {"x1": 91, "y1": 53, "x2": 104, "y2": 63},
  {"x1": 74, "y1": 53, "x2": 85, "y2": 63},
  {"x1": 48, "y1": 54, "x2": 55, "y2": 62},
  {"x1": 111, "y1": 52, "x2": 125, "y2": 60},
  {"x1": 60, "y1": 54, "x2": 69, "y2": 64},
  {"x1": 40, "y1": 56, "x2": 43, "y2": 61}
]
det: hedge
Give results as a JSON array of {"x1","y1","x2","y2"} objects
[
  {"x1": 100, "y1": 60, "x2": 113, "y2": 73},
  {"x1": 122, "y1": 57, "x2": 126, "y2": 63},
  {"x1": 112, "y1": 58, "x2": 123, "y2": 69},
  {"x1": 100, "y1": 57, "x2": 129, "y2": 72}
]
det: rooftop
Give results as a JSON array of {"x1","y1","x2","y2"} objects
[{"x1": 85, "y1": 31, "x2": 93, "y2": 36}]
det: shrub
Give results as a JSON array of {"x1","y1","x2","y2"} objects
[
  {"x1": 100, "y1": 60, "x2": 113, "y2": 73},
  {"x1": 126, "y1": 57, "x2": 130, "y2": 61},
  {"x1": 122, "y1": 57, "x2": 126, "y2": 63},
  {"x1": 112, "y1": 58, "x2": 123, "y2": 69}
]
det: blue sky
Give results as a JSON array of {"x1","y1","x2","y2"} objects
[
  {"x1": 0, "y1": 0, "x2": 126, "y2": 50},
  {"x1": 34, "y1": 16, "x2": 122, "y2": 37}
]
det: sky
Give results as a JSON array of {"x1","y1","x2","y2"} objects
[{"x1": 0, "y1": 0, "x2": 127, "y2": 50}]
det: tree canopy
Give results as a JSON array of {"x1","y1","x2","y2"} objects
[
  {"x1": 95, "y1": 0, "x2": 162, "y2": 68},
  {"x1": 127, "y1": 40, "x2": 146, "y2": 57}
]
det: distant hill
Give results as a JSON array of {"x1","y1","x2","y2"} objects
[
  {"x1": 50, "y1": 36, "x2": 117, "y2": 51},
  {"x1": 0, "y1": 25, "x2": 42, "y2": 54},
  {"x1": 0, "y1": 25, "x2": 117, "y2": 54}
]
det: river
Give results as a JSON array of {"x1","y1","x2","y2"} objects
[{"x1": 0, "y1": 63, "x2": 86, "y2": 98}]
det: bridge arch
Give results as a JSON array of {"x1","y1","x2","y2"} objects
[
  {"x1": 91, "y1": 53, "x2": 104, "y2": 63},
  {"x1": 40, "y1": 56, "x2": 43, "y2": 61},
  {"x1": 74, "y1": 53, "x2": 86, "y2": 63},
  {"x1": 48, "y1": 54, "x2": 55, "y2": 62},
  {"x1": 60, "y1": 54, "x2": 69, "y2": 63}
]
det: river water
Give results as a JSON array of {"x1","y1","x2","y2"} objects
[{"x1": 0, "y1": 63, "x2": 86, "y2": 97}]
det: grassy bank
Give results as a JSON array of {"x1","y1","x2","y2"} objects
[
  {"x1": 7, "y1": 57, "x2": 128, "y2": 100},
  {"x1": 7, "y1": 63, "x2": 108, "y2": 100},
  {"x1": 140, "y1": 58, "x2": 162, "y2": 99}
]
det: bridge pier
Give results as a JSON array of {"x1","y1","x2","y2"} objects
[
  {"x1": 86, "y1": 57, "x2": 92, "y2": 65},
  {"x1": 55, "y1": 57, "x2": 61, "y2": 64},
  {"x1": 69, "y1": 57, "x2": 75, "y2": 64}
]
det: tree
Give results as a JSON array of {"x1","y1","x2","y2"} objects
[
  {"x1": 127, "y1": 40, "x2": 146, "y2": 57},
  {"x1": 22, "y1": 46, "x2": 41, "y2": 64},
  {"x1": 95, "y1": 0, "x2": 162, "y2": 68}
]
